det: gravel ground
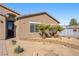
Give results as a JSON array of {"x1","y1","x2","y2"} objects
[{"x1": 1, "y1": 37, "x2": 79, "y2": 56}]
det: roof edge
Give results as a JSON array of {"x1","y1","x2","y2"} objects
[
  {"x1": 0, "y1": 4, "x2": 20, "y2": 15},
  {"x1": 45, "y1": 12, "x2": 60, "y2": 23},
  {"x1": 17, "y1": 12, "x2": 60, "y2": 23}
]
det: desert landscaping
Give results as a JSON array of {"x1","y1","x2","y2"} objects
[
  {"x1": 0, "y1": 37, "x2": 79, "y2": 56},
  {"x1": 0, "y1": 4, "x2": 79, "y2": 56}
]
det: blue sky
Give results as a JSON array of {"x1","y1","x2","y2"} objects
[{"x1": 4, "y1": 3, "x2": 79, "y2": 25}]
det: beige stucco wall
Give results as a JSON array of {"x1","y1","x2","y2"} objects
[
  {"x1": 15, "y1": 14, "x2": 59, "y2": 40},
  {"x1": 0, "y1": 15, "x2": 6, "y2": 39}
]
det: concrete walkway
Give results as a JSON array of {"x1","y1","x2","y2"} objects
[{"x1": 0, "y1": 40, "x2": 8, "y2": 56}]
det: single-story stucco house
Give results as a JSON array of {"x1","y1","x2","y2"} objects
[{"x1": 0, "y1": 4, "x2": 60, "y2": 40}]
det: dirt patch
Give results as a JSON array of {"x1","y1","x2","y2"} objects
[{"x1": 5, "y1": 37, "x2": 79, "y2": 56}]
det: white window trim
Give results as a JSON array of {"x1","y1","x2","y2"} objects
[{"x1": 29, "y1": 21, "x2": 41, "y2": 24}]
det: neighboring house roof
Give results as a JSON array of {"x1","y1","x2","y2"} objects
[
  {"x1": 66, "y1": 25, "x2": 79, "y2": 29},
  {"x1": 17, "y1": 12, "x2": 60, "y2": 23},
  {"x1": 0, "y1": 4, "x2": 20, "y2": 15}
]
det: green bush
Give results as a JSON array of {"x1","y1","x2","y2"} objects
[
  {"x1": 37, "y1": 24, "x2": 48, "y2": 39},
  {"x1": 37, "y1": 24, "x2": 63, "y2": 38},
  {"x1": 14, "y1": 45, "x2": 24, "y2": 54},
  {"x1": 12, "y1": 40, "x2": 17, "y2": 45},
  {"x1": 54, "y1": 26, "x2": 63, "y2": 32}
]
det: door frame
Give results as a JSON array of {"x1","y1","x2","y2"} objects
[{"x1": 6, "y1": 20, "x2": 15, "y2": 39}]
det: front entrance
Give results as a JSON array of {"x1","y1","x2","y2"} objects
[{"x1": 6, "y1": 21, "x2": 15, "y2": 39}]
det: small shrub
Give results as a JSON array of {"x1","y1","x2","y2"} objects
[
  {"x1": 14, "y1": 45, "x2": 24, "y2": 54},
  {"x1": 54, "y1": 26, "x2": 63, "y2": 32},
  {"x1": 12, "y1": 40, "x2": 17, "y2": 45}
]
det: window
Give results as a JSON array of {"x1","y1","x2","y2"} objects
[
  {"x1": 7, "y1": 21, "x2": 14, "y2": 30},
  {"x1": 30, "y1": 23, "x2": 35, "y2": 32},
  {"x1": 30, "y1": 23, "x2": 39, "y2": 32}
]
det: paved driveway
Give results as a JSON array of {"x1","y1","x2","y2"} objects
[{"x1": 0, "y1": 40, "x2": 8, "y2": 56}]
